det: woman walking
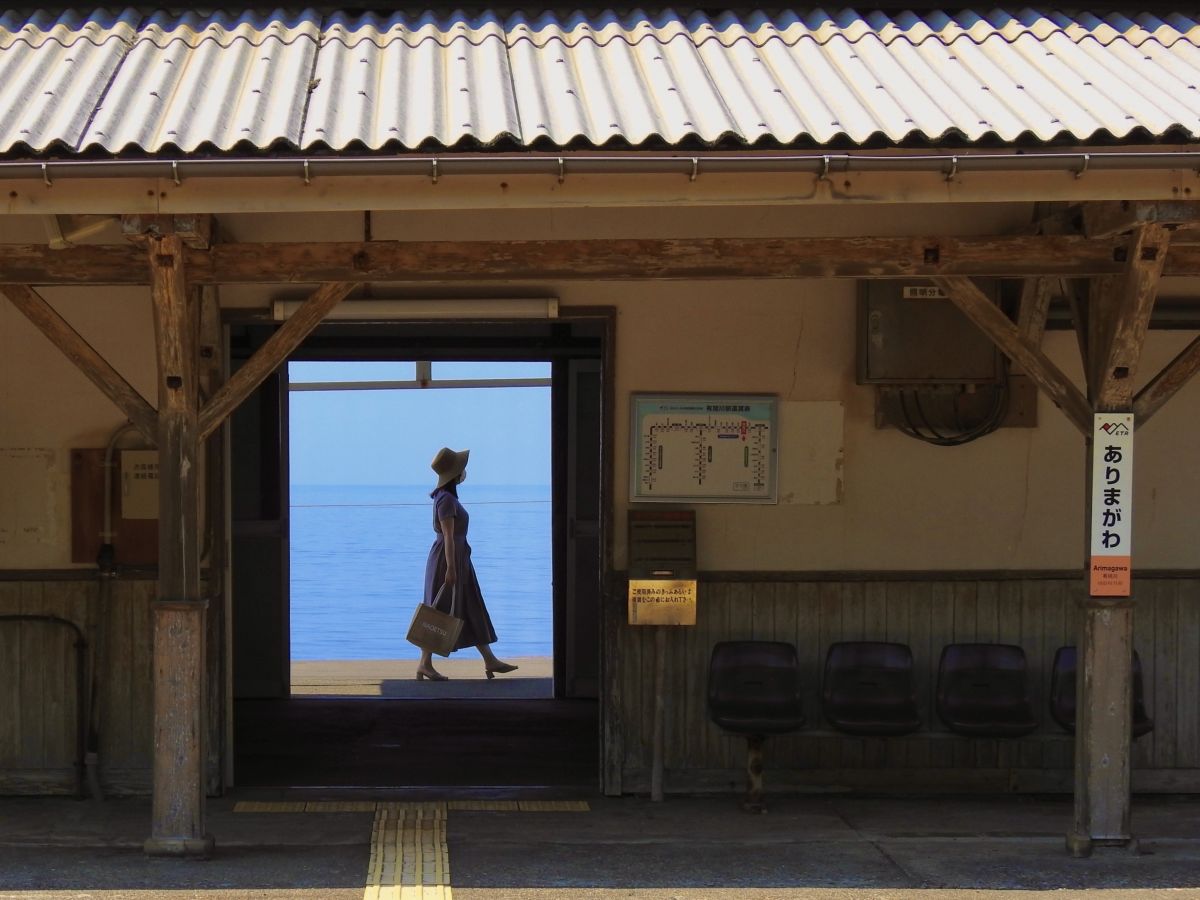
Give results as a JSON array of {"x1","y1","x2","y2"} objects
[{"x1": 417, "y1": 446, "x2": 519, "y2": 682}]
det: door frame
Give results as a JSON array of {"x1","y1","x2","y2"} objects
[{"x1": 221, "y1": 307, "x2": 616, "y2": 788}]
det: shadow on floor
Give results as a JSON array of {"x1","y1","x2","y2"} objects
[{"x1": 234, "y1": 697, "x2": 598, "y2": 790}]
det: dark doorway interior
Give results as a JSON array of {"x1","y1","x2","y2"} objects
[
  {"x1": 228, "y1": 315, "x2": 606, "y2": 791},
  {"x1": 235, "y1": 698, "x2": 597, "y2": 792}
]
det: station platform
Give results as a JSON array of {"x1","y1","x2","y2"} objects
[{"x1": 0, "y1": 792, "x2": 1198, "y2": 898}]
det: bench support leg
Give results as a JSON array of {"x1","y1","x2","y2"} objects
[{"x1": 744, "y1": 735, "x2": 765, "y2": 813}]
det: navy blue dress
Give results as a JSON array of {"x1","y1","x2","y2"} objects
[{"x1": 423, "y1": 488, "x2": 497, "y2": 651}]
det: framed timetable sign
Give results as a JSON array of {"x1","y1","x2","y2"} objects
[{"x1": 630, "y1": 394, "x2": 778, "y2": 503}]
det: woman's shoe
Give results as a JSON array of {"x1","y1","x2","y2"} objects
[
  {"x1": 484, "y1": 662, "x2": 518, "y2": 680},
  {"x1": 416, "y1": 667, "x2": 448, "y2": 682}
]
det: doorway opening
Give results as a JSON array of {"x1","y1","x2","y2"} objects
[
  {"x1": 286, "y1": 359, "x2": 555, "y2": 700},
  {"x1": 228, "y1": 316, "x2": 607, "y2": 791}
]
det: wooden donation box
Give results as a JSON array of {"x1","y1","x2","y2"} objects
[{"x1": 628, "y1": 510, "x2": 697, "y2": 625}]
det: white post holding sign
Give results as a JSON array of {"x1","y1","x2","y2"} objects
[{"x1": 1089, "y1": 413, "x2": 1134, "y2": 597}]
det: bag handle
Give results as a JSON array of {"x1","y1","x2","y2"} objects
[{"x1": 433, "y1": 582, "x2": 461, "y2": 618}]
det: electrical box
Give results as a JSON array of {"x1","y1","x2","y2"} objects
[{"x1": 857, "y1": 281, "x2": 1002, "y2": 384}]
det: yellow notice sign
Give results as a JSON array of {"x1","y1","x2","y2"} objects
[{"x1": 628, "y1": 579, "x2": 697, "y2": 626}]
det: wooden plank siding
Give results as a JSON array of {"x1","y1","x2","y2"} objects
[
  {"x1": 0, "y1": 578, "x2": 157, "y2": 795},
  {"x1": 613, "y1": 576, "x2": 1200, "y2": 794}
]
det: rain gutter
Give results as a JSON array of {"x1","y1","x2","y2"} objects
[{"x1": 3, "y1": 150, "x2": 1200, "y2": 183}]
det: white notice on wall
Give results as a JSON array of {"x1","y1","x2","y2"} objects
[
  {"x1": 1089, "y1": 414, "x2": 1133, "y2": 597},
  {"x1": 0, "y1": 448, "x2": 57, "y2": 554},
  {"x1": 777, "y1": 401, "x2": 844, "y2": 505}
]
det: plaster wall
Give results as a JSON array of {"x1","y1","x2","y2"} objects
[{"x1": 1, "y1": 204, "x2": 1198, "y2": 571}]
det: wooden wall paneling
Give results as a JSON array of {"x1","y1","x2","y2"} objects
[
  {"x1": 1020, "y1": 581, "x2": 1050, "y2": 769},
  {"x1": 996, "y1": 581, "x2": 1024, "y2": 770},
  {"x1": 903, "y1": 581, "x2": 933, "y2": 768},
  {"x1": 817, "y1": 582, "x2": 842, "y2": 768},
  {"x1": 620, "y1": 612, "x2": 642, "y2": 772},
  {"x1": 666, "y1": 625, "x2": 685, "y2": 775},
  {"x1": 102, "y1": 580, "x2": 133, "y2": 773},
  {"x1": 793, "y1": 582, "x2": 821, "y2": 768},
  {"x1": 928, "y1": 582, "x2": 956, "y2": 768},
  {"x1": 698, "y1": 586, "x2": 718, "y2": 768},
  {"x1": 1132, "y1": 584, "x2": 1157, "y2": 770},
  {"x1": 48, "y1": 582, "x2": 87, "y2": 776},
  {"x1": 1175, "y1": 580, "x2": 1200, "y2": 767},
  {"x1": 864, "y1": 582, "x2": 890, "y2": 768},
  {"x1": 1041, "y1": 580, "x2": 1072, "y2": 769},
  {"x1": 1152, "y1": 580, "x2": 1179, "y2": 768},
  {"x1": 723, "y1": 583, "x2": 753, "y2": 770},
  {"x1": 951, "y1": 582, "x2": 979, "y2": 769},
  {"x1": 0, "y1": 582, "x2": 21, "y2": 769},
  {"x1": 680, "y1": 590, "x2": 702, "y2": 772},
  {"x1": 768, "y1": 583, "x2": 798, "y2": 768},
  {"x1": 974, "y1": 581, "x2": 1001, "y2": 769},
  {"x1": 603, "y1": 582, "x2": 623, "y2": 794},
  {"x1": 19, "y1": 582, "x2": 45, "y2": 767},
  {"x1": 840, "y1": 582, "x2": 867, "y2": 768}
]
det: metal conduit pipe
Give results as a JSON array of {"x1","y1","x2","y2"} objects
[
  {"x1": 1, "y1": 149, "x2": 1200, "y2": 182},
  {"x1": 0, "y1": 615, "x2": 88, "y2": 799}
]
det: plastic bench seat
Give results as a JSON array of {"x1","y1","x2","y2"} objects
[{"x1": 822, "y1": 641, "x2": 921, "y2": 736}]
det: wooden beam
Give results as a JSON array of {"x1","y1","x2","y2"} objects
[
  {"x1": 1082, "y1": 200, "x2": 1200, "y2": 239},
  {"x1": 197, "y1": 281, "x2": 353, "y2": 440},
  {"x1": 122, "y1": 213, "x2": 213, "y2": 249},
  {"x1": 0, "y1": 284, "x2": 158, "y2": 441},
  {"x1": 933, "y1": 276, "x2": 1092, "y2": 435},
  {"x1": 144, "y1": 234, "x2": 212, "y2": 859},
  {"x1": 1134, "y1": 333, "x2": 1200, "y2": 427},
  {"x1": 1093, "y1": 224, "x2": 1170, "y2": 408},
  {"x1": 1016, "y1": 277, "x2": 1054, "y2": 349},
  {"x1": 8, "y1": 234, "x2": 1200, "y2": 285}
]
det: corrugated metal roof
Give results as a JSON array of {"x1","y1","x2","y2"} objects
[{"x1": 1, "y1": 8, "x2": 1199, "y2": 155}]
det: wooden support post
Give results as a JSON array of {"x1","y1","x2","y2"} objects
[
  {"x1": 1069, "y1": 599, "x2": 1136, "y2": 856},
  {"x1": 144, "y1": 234, "x2": 213, "y2": 859},
  {"x1": 650, "y1": 627, "x2": 667, "y2": 803},
  {"x1": 1067, "y1": 234, "x2": 1161, "y2": 855},
  {"x1": 198, "y1": 284, "x2": 226, "y2": 797}
]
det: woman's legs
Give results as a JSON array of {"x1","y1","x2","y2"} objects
[
  {"x1": 477, "y1": 643, "x2": 517, "y2": 677},
  {"x1": 416, "y1": 649, "x2": 447, "y2": 680}
]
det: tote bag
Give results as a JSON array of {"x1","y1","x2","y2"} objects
[{"x1": 406, "y1": 585, "x2": 463, "y2": 656}]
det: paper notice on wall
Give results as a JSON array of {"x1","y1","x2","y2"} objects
[
  {"x1": 1089, "y1": 414, "x2": 1133, "y2": 597},
  {"x1": 777, "y1": 401, "x2": 844, "y2": 505},
  {"x1": 0, "y1": 448, "x2": 57, "y2": 555}
]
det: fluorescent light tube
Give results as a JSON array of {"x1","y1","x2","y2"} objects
[{"x1": 272, "y1": 298, "x2": 558, "y2": 321}]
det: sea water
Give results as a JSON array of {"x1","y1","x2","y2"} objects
[{"x1": 290, "y1": 484, "x2": 551, "y2": 660}]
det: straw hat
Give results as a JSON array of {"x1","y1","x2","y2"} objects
[{"x1": 431, "y1": 447, "x2": 470, "y2": 489}]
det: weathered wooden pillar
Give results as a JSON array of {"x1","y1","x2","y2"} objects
[
  {"x1": 144, "y1": 233, "x2": 213, "y2": 858},
  {"x1": 1069, "y1": 410, "x2": 1136, "y2": 856},
  {"x1": 1068, "y1": 224, "x2": 1166, "y2": 855}
]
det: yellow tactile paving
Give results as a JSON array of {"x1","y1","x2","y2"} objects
[
  {"x1": 365, "y1": 803, "x2": 451, "y2": 900},
  {"x1": 235, "y1": 796, "x2": 589, "y2": 900}
]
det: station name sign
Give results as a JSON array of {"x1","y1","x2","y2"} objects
[{"x1": 1089, "y1": 413, "x2": 1133, "y2": 597}]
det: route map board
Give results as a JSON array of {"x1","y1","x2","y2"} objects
[{"x1": 630, "y1": 395, "x2": 777, "y2": 503}]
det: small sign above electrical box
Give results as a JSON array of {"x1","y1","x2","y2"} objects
[{"x1": 120, "y1": 450, "x2": 159, "y2": 520}]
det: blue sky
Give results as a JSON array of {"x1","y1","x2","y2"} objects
[{"x1": 288, "y1": 361, "x2": 551, "y2": 486}]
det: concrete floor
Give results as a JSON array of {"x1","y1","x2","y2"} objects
[{"x1": 0, "y1": 792, "x2": 1198, "y2": 898}]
